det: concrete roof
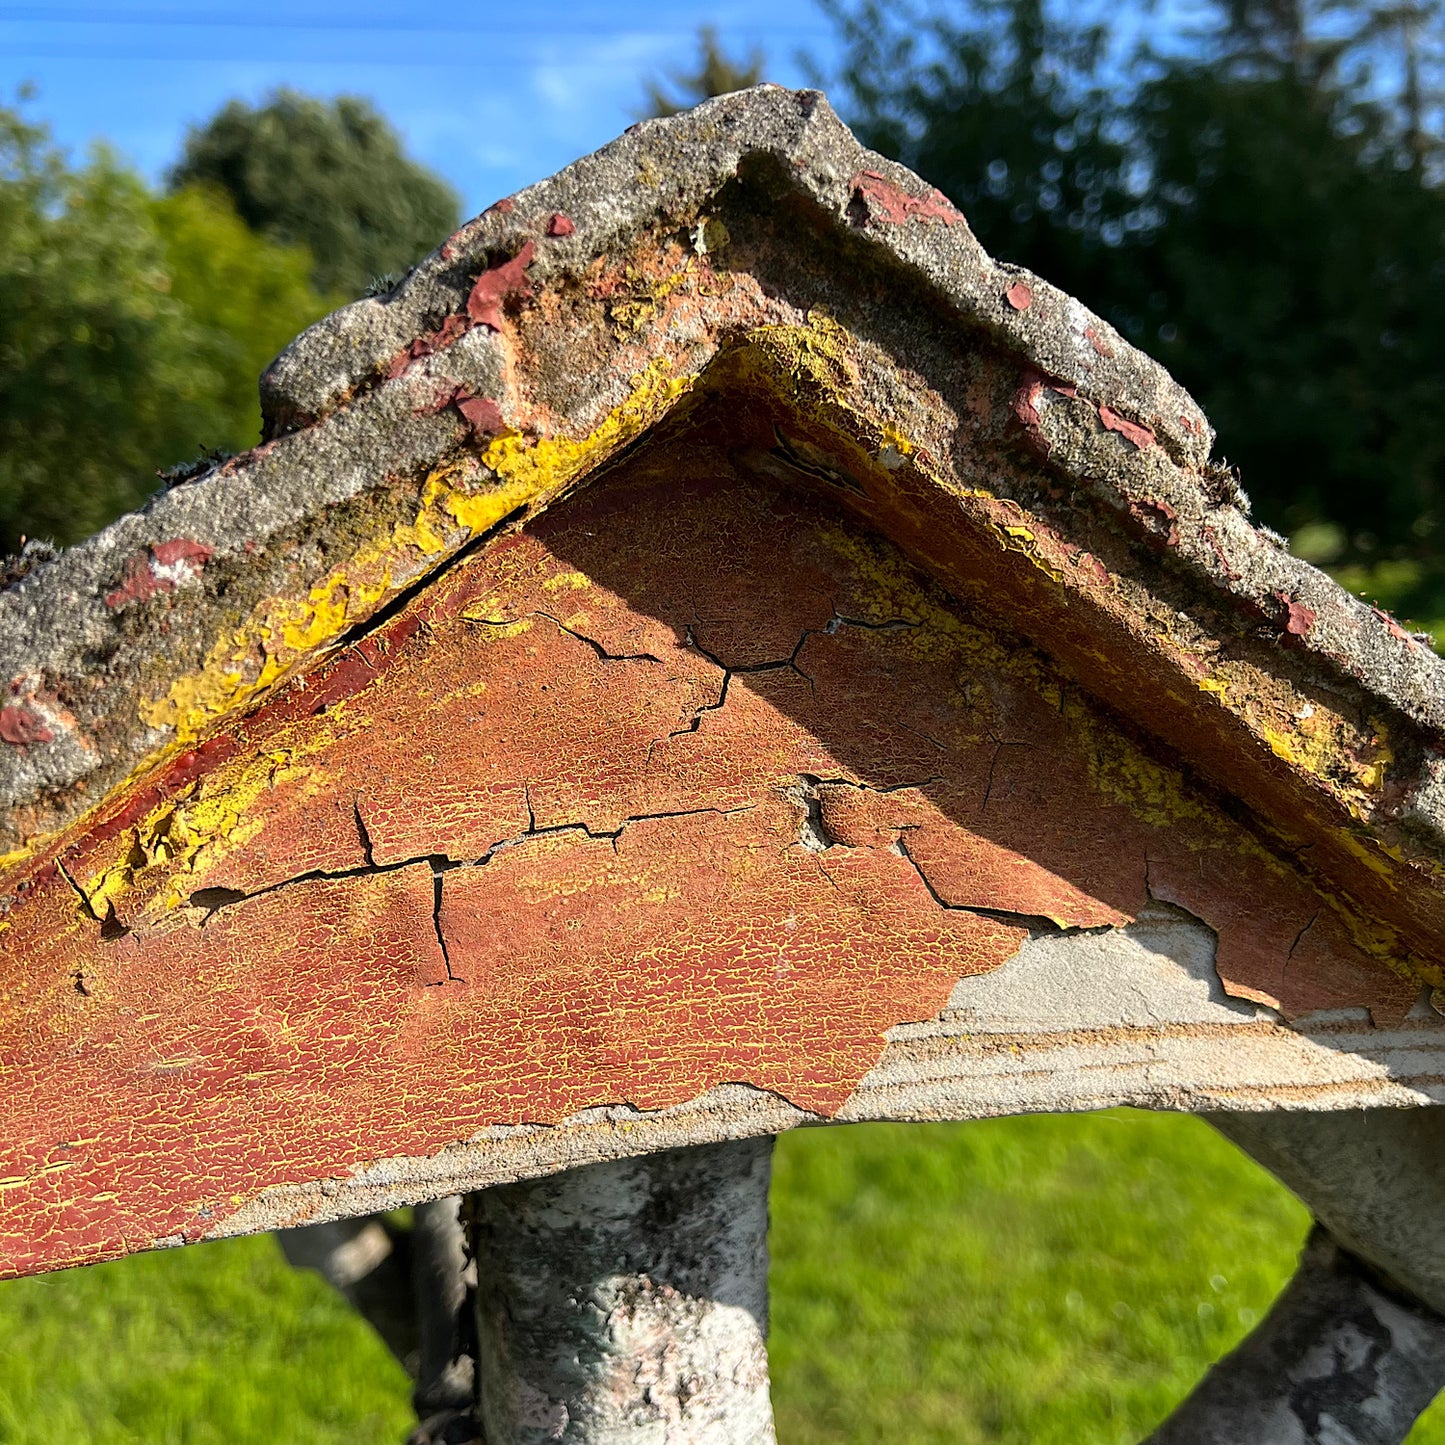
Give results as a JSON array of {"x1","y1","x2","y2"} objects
[{"x1": 6, "y1": 85, "x2": 1445, "y2": 1274}]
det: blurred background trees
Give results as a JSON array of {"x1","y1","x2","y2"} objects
[
  {"x1": 168, "y1": 91, "x2": 460, "y2": 298},
  {"x1": 0, "y1": 91, "x2": 455, "y2": 553},
  {"x1": 821, "y1": 0, "x2": 1445, "y2": 594},
  {"x1": 0, "y1": 104, "x2": 333, "y2": 551}
]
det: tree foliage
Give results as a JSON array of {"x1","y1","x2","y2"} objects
[
  {"x1": 0, "y1": 104, "x2": 333, "y2": 553},
  {"x1": 169, "y1": 90, "x2": 461, "y2": 298},
  {"x1": 643, "y1": 27, "x2": 767, "y2": 117},
  {"x1": 822, "y1": 0, "x2": 1445, "y2": 558}
]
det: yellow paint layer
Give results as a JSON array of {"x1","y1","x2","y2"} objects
[{"x1": 137, "y1": 360, "x2": 692, "y2": 750}]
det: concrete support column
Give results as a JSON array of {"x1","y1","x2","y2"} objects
[
  {"x1": 468, "y1": 1137, "x2": 776, "y2": 1445},
  {"x1": 1139, "y1": 1108, "x2": 1445, "y2": 1444}
]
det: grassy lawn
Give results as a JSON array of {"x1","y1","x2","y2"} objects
[{"x1": 1, "y1": 1110, "x2": 1443, "y2": 1443}]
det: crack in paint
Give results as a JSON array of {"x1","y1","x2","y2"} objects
[
  {"x1": 535, "y1": 612, "x2": 661, "y2": 665},
  {"x1": 655, "y1": 625, "x2": 816, "y2": 749},
  {"x1": 353, "y1": 799, "x2": 377, "y2": 868},
  {"x1": 169, "y1": 804, "x2": 757, "y2": 936},
  {"x1": 982, "y1": 733, "x2": 1036, "y2": 814},
  {"x1": 791, "y1": 772, "x2": 940, "y2": 852},
  {"x1": 657, "y1": 611, "x2": 918, "y2": 750},
  {"x1": 56, "y1": 856, "x2": 128, "y2": 940},
  {"x1": 1287, "y1": 908, "x2": 1322, "y2": 965}
]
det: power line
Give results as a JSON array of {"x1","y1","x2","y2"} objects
[{"x1": 0, "y1": 42, "x2": 737, "y2": 63}]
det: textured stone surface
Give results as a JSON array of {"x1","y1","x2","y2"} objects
[
  {"x1": 470, "y1": 1140, "x2": 775, "y2": 1445},
  {"x1": 5, "y1": 87, "x2": 1445, "y2": 1280}
]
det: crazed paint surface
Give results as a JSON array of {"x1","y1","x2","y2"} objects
[{"x1": 0, "y1": 434, "x2": 1415, "y2": 1278}]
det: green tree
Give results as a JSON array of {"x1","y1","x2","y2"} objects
[
  {"x1": 816, "y1": 0, "x2": 1134, "y2": 316},
  {"x1": 0, "y1": 104, "x2": 333, "y2": 552},
  {"x1": 1124, "y1": 59, "x2": 1445, "y2": 549},
  {"x1": 152, "y1": 183, "x2": 336, "y2": 455},
  {"x1": 169, "y1": 90, "x2": 461, "y2": 298},
  {"x1": 643, "y1": 27, "x2": 767, "y2": 117}
]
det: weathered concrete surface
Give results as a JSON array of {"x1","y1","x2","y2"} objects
[
  {"x1": 1211, "y1": 1109, "x2": 1445, "y2": 1320},
  {"x1": 470, "y1": 1139, "x2": 775, "y2": 1445},
  {"x1": 4, "y1": 87, "x2": 1445, "y2": 1279},
  {"x1": 1145, "y1": 1228, "x2": 1445, "y2": 1445}
]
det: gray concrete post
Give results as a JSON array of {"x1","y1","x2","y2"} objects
[{"x1": 468, "y1": 1137, "x2": 776, "y2": 1445}]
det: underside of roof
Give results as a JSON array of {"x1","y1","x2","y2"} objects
[{"x1": 3, "y1": 86, "x2": 1445, "y2": 1274}]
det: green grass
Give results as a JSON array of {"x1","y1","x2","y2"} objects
[{"x1": 2, "y1": 1111, "x2": 1443, "y2": 1443}]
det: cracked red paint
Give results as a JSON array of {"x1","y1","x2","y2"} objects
[
  {"x1": 104, "y1": 540, "x2": 213, "y2": 610},
  {"x1": 467, "y1": 241, "x2": 536, "y2": 331},
  {"x1": 413, "y1": 385, "x2": 508, "y2": 439},
  {"x1": 849, "y1": 170, "x2": 964, "y2": 227},
  {"x1": 1098, "y1": 404, "x2": 1156, "y2": 451},
  {"x1": 1005, "y1": 281, "x2": 1033, "y2": 311},
  {"x1": 547, "y1": 213, "x2": 576, "y2": 238},
  {"x1": 1085, "y1": 326, "x2": 1113, "y2": 358},
  {"x1": 0, "y1": 704, "x2": 51, "y2": 747},
  {"x1": 1011, "y1": 369, "x2": 1077, "y2": 438},
  {"x1": 0, "y1": 438, "x2": 1415, "y2": 1277}
]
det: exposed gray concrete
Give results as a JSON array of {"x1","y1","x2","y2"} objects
[
  {"x1": 1211, "y1": 1109, "x2": 1445, "y2": 1320},
  {"x1": 469, "y1": 1139, "x2": 775, "y2": 1445}
]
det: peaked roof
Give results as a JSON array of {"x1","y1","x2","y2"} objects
[
  {"x1": 6, "y1": 85, "x2": 1445, "y2": 1275},
  {"x1": 3, "y1": 84, "x2": 1444, "y2": 981},
  {"x1": 11, "y1": 93, "x2": 1445, "y2": 959}
]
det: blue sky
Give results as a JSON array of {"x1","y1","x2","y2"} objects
[{"x1": 0, "y1": 2, "x2": 844, "y2": 217}]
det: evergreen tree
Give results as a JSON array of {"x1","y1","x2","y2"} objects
[
  {"x1": 169, "y1": 90, "x2": 461, "y2": 298},
  {"x1": 643, "y1": 27, "x2": 767, "y2": 117},
  {"x1": 822, "y1": 0, "x2": 1445, "y2": 560}
]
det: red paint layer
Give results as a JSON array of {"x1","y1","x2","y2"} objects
[
  {"x1": 104, "y1": 540, "x2": 212, "y2": 610},
  {"x1": 0, "y1": 448, "x2": 1414, "y2": 1276},
  {"x1": 1098, "y1": 404, "x2": 1156, "y2": 451},
  {"x1": 0, "y1": 705, "x2": 51, "y2": 747},
  {"x1": 467, "y1": 241, "x2": 536, "y2": 331},
  {"x1": 850, "y1": 170, "x2": 964, "y2": 227}
]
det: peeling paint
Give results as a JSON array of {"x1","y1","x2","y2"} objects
[
  {"x1": 848, "y1": 170, "x2": 965, "y2": 227},
  {"x1": 467, "y1": 241, "x2": 536, "y2": 331},
  {"x1": 0, "y1": 705, "x2": 51, "y2": 747},
  {"x1": 1098, "y1": 404, "x2": 1156, "y2": 450},
  {"x1": 0, "y1": 432, "x2": 1423, "y2": 1277}
]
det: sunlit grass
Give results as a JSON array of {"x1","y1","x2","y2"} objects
[
  {"x1": 770, "y1": 1112, "x2": 1445, "y2": 1444},
  {"x1": 3, "y1": 1112, "x2": 1444, "y2": 1443}
]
